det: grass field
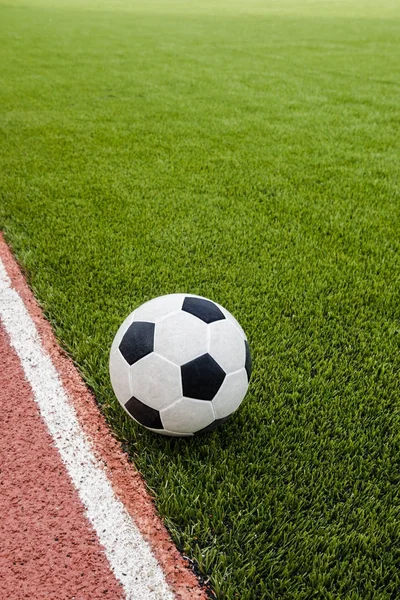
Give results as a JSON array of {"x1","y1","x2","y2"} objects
[{"x1": 1, "y1": 0, "x2": 400, "y2": 598}]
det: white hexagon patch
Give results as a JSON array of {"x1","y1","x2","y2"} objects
[
  {"x1": 133, "y1": 294, "x2": 186, "y2": 323},
  {"x1": 208, "y1": 319, "x2": 246, "y2": 374},
  {"x1": 109, "y1": 349, "x2": 132, "y2": 405},
  {"x1": 161, "y1": 397, "x2": 215, "y2": 434},
  {"x1": 155, "y1": 310, "x2": 208, "y2": 365},
  {"x1": 129, "y1": 353, "x2": 182, "y2": 411},
  {"x1": 212, "y1": 368, "x2": 249, "y2": 419},
  {"x1": 216, "y1": 302, "x2": 246, "y2": 338}
]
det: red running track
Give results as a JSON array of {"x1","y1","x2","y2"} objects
[{"x1": 0, "y1": 323, "x2": 124, "y2": 599}]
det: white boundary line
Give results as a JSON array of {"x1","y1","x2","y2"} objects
[{"x1": 0, "y1": 258, "x2": 175, "y2": 600}]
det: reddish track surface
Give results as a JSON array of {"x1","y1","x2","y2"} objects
[
  {"x1": 0, "y1": 234, "x2": 208, "y2": 600},
  {"x1": 0, "y1": 324, "x2": 124, "y2": 600}
]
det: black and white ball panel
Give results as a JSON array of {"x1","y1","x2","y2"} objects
[
  {"x1": 129, "y1": 353, "x2": 182, "y2": 411},
  {"x1": 216, "y1": 302, "x2": 246, "y2": 339},
  {"x1": 110, "y1": 311, "x2": 135, "y2": 356},
  {"x1": 212, "y1": 368, "x2": 249, "y2": 419},
  {"x1": 125, "y1": 395, "x2": 163, "y2": 430},
  {"x1": 182, "y1": 296, "x2": 225, "y2": 324},
  {"x1": 245, "y1": 340, "x2": 252, "y2": 381},
  {"x1": 181, "y1": 353, "x2": 225, "y2": 400},
  {"x1": 208, "y1": 319, "x2": 246, "y2": 374},
  {"x1": 109, "y1": 347, "x2": 132, "y2": 405},
  {"x1": 109, "y1": 294, "x2": 251, "y2": 435},
  {"x1": 154, "y1": 310, "x2": 208, "y2": 365},
  {"x1": 161, "y1": 397, "x2": 215, "y2": 434},
  {"x1": 133, "y1": 294, "x2": 188, "y2": 323},
  {"x1": 119, "y1": 321, "x2": 155, "y2": 365}
]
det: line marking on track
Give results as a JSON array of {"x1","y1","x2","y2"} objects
[
  {"x1": 0, "y1": 259, "x2": 175, "y2": 600},
  {"x1": 0, "y1": 235, "x2": 209, "y2": 600}
]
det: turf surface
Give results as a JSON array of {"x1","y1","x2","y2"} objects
[{"x1": 1, "y1": 1, "x2": 400, "y2": 598}]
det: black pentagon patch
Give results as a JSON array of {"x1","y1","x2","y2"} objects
[
  {"x1": 182, "y1": 297, "x2": 225, "y2": 324},
  {"x1": 196, "y1": 415, "x2": 231, "y2": 434},
  {"x1": 125, "y1": 396, "x2": 163, "y2": 429},
  {"x1": 181, "y1": 353, "x2": 225, "y2": 401},
  {"x1": 119, "y1": 321, "x2": 155, "y2": 365},
  {"x1": 245, "y1": 340, "x2": 252, "y2": 382}
]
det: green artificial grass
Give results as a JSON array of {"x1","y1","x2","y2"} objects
[{"x1": 1, "y1": 1, "x2": 400, "y2": 597}]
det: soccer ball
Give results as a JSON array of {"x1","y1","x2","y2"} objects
[{"x1": 109, "y1": 294, "x2": 251, "y2": 436}]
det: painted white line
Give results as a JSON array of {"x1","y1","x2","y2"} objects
[{"x1": 0, "y1": 258, "x2": 175, "y2": 600}]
